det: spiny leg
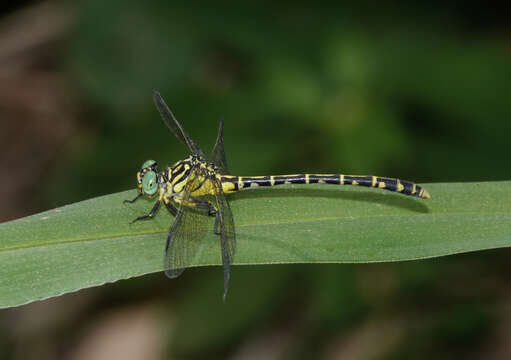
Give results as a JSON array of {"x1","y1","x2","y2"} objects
[
  {"x1": 164, "y1": 200, "x2": 179, "y2": 216},
  {"x1": 123, "y1": 193, "x2": 142, "y2": 204},
  {"x1": 130, "y1": 200, "x2": 160, "y2": 224},
  {"x1": 214, "y1": 213, "x2": 221, "y2": 236},
  {"x1": 207, "y1": 205, "x2": 221, "y2": 236}
]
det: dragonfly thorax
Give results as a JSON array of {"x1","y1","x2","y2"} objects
[
  {"x1": 174, "y1": 155, "x2": 218, "y2": 172},
  {"x1": 161, "y1": 155, "x2": 218, "y2": 199}
]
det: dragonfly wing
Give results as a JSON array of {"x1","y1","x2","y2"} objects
[
  {"x1": 153, "y1": 90, "x2": 206, "y2": 158},
  {"x1": 210, "y1": 117, "x2": 229, "y2": 174},
  {"x1": 164, "y1": 167, "x2": 210, "y2": 278},
  {"x1": 211, "y1": 177, "x2": 236, "y2": 300}
]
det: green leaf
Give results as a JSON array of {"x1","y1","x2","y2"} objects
[{"x1": 1, "y1": 181, "x2": 511, "y2": 308}]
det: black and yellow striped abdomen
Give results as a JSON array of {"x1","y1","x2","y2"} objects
[{"x1": 220, "y1": 174, "x2": 430, "y2": 199}]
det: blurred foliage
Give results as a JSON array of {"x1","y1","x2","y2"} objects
[
  {"x1": 52, "y1": 1, "x2": 511, "y2": 206},
  {"x1": 1, "y1": 0, "x2": 511, "y2": 359}
]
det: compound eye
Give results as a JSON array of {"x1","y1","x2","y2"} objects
[{"x1": 142, "y1": 171, "x2": 158, "y2": 195}]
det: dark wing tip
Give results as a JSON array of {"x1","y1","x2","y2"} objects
[
  {"x1": 218, "y1": 117, "x2": 224, "y2": 134},
  {"x1": 165, "y1": 268, "x2": 184, "y2": 278},
  {"x1": 152, "y1": 89, "x2": 162, "y2": 102}
]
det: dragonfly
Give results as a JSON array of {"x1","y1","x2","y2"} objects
[{"x1": 125, "y1": 90, "x2": 431, "y2": 300}]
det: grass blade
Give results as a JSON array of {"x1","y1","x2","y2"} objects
[{"x1": 1, "y1": 181, "x2": 510, "y2": 308}]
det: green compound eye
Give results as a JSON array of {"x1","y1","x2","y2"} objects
[
  {"x1": 142, "y1": 171, "x2": 158, "y2": 195},
  {"x1": 142, "y1": 159, "x2": 156, "y2": 169}
]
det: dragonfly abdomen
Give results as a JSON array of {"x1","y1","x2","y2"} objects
[{"x1": 220, "y1": 174, "x2": 430, "y2": 199}]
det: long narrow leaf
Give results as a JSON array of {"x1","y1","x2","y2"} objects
[{"x1": 1, "y1": 181, "x2": 510, "y2": 308}]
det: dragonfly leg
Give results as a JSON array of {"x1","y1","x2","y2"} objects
[
  {"x1": 130, "y1": 200, "x2": 160, "y2": 224},
  {"x1": 204, "y1": 203, "x2": 221, "y2": 235},
  {"x1": 212, "y1": 212, "x2": 220, "y2": 235},
  {"x1": 123, "y1": 193, "x2": 142, "y2": 204},
  {"x1": 164, "y1": 199, "x2": 178, "y2": 216}
]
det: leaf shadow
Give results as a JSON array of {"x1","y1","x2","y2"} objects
[{"x1": 229, "y1": 186, "x2": 431, "y2": 214}]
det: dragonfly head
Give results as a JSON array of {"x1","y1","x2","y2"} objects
[{"x1": 137, "y1": 159, "x2": 159, "y2": 196}]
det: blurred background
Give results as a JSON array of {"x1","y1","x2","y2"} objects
[{"x1": 1, "y1": 1, "x2": 511, "y2": 359}]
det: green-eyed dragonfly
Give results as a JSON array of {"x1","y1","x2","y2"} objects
[{"x1": 125, "y1": 91, "x2": 431, "y2": 300}]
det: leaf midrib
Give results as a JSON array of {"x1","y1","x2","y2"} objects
[{"x1": 2, "y1": 210, "x2": 510, "y2": 254}]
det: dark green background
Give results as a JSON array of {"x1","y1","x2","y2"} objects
[{"x1": 1, "y1": 1, "x2": 510, "y2": 359}]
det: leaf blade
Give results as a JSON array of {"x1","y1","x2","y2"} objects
[{"x1": 1, "y1": 181, "x2": 510, "y2": 308}]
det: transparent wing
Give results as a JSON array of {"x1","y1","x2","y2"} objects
[
  {"x1": 210, "y1": 117, "x2": 229, "y2": 174},
  {"x1": 153, "y1": 90, "x2": 206, "y2": 158},
  {"x1": 211, "y1": 177, "x2": 236, "y2": 300},
  {"x1": 164, "y1": 167, "x2": 210, "y2": 278}
]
